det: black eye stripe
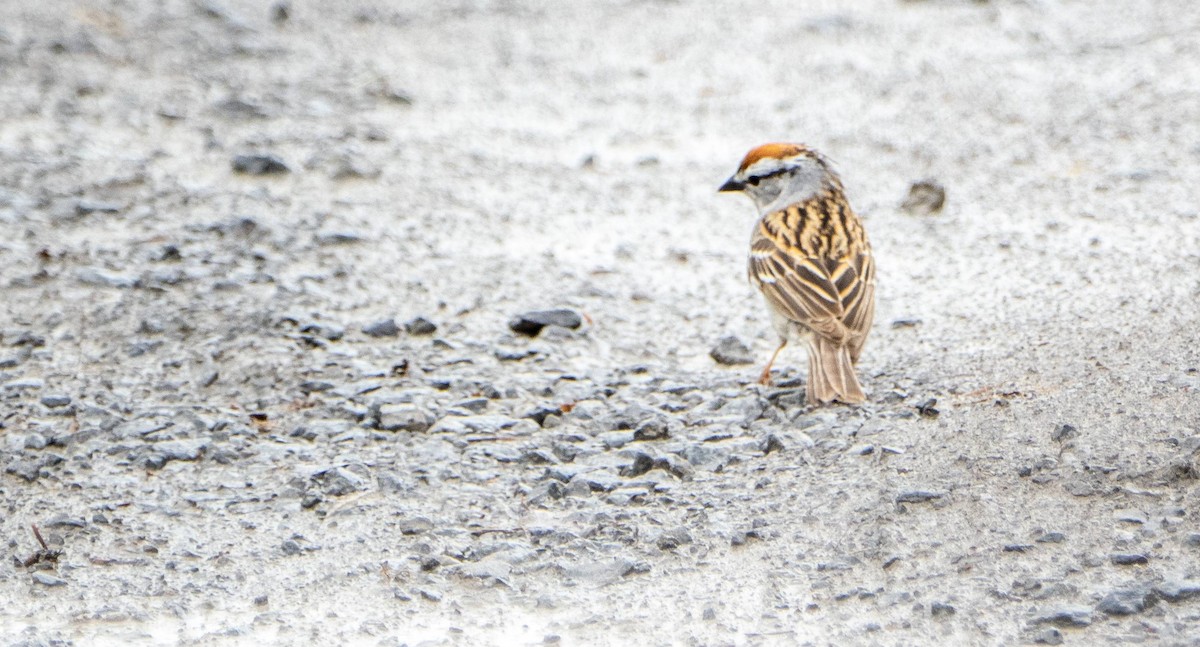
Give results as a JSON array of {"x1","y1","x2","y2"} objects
[{"x1": 746, "y1": 167, "x2": 789, "y2": 187}]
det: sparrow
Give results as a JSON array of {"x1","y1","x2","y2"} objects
[{"x1": 719, "y1": 143, "x2": 876, "y2": 404}]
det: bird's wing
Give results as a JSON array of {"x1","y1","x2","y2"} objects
[
  {"x1": 843, "y1": 251, "x2": 875, "y2": 363},
  {"x1": 749, "y1": 229, "x2": 871, "y2": 346}
]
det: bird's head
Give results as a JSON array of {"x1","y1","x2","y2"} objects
[{"x1": 718, "y1": 143, "x2": 835, "y2": 214}]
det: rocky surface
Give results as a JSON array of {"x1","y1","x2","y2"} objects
[{"x1": 1, "y1": 0, "x2": 1198, "y2": 645}]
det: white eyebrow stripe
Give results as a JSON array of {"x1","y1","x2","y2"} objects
[{"x1": 741, "y1": 157, "x2": 790, "y2": 179}]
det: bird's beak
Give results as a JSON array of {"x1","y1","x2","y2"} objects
[{"x1": 718, "y1": 176, "x2": 745, "y2": 193}]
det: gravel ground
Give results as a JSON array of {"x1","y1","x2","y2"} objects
[{"x1": 2, "y1": 1, "x2": 1199, "y2": 645}]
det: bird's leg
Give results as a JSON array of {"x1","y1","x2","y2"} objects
[{"x1": 758, "y1": 340, "x2": 787, "y2": 385}]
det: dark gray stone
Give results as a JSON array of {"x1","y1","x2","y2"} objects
[
  {"x1": 1052, "y1": 424, "x2": 1078, "y2": 442},
  {"x1": 5, "y1": 461, "x2": 42, "y2": 481},
  {"x1": 633, "y1": 418, "x2": 669, "y2": 441},
  {"x1": 299, "y1": 322, "x2": 344, "y2": 341},
  {"x1": 896, "y1": 490, "x2": 944, "y2": 504},
  {"x1": 656, "y1": 527, "x2": 693, "y2": 551},
  {"x1": 761, "y1": 434, "x2": 785, "y2": 454},
  {"x1": 1110, "y1": 553, "x2": 1149, "y2": 565},
  {"x1": 215, "y1": 98, "x2": 268, "y2": 119},
  {"x1": 1031, "y1": 607, "x2": 1092, "y2": 627},
  {"x1": 232, "y1": 154, "x2": 290, "y2": 175},
  {"x1": 4, "y1": 378, "x2": 44, "y2": 391},
  {"x1": 299, "y1": 381, "x2": 334, "y2": 394},
  {"x1": 508, "y1": 309, "x2": 582, "y2": 336},
  {"x1": 494, "y1": 347, "x2": 537, "y2": 361},
  {"x1": 900, "y1": 179, "x2": 945, "y2": 215},
  {"x1": 404, "y1": 317, "x2": 437, "y2": 335},
  {"x1": 24, "y1": 433, "x2": 47, "y2": 450},
  {"x1": 1032, "y1": 628, "x2": 1063, "y2": 645},
  {"x1": 362, "y1": 318, "x2": 400, "y2": 337},
  {"x1": 377, "y1": 404, "x2": 433, "y2": 432},
  {"x1": 311, "y1": 466, "x2": 368, "y2": 496},
  {"x1": 40, "y1": 394, "x2": 72, "y2": 408},
  {"x1": 1154, "y1": 579, "x2": 1200, "y2": 603},
  {"x1": 44, "y1": 515, "x2": 87, "y2": 528},
  {"x1": 930, "y1": 602, "x2": 956, "y2": 617},
  {"x1": 32, "y1": 572, "x2": 67, "y2": 587},
  {"x1": 620, "y1": 452, "x2": 654, "y2": 477},
  {"x1": 75, "y1": 199, "x2": 123, "y2": 215},
  {"x1": 709, "y1": 335, "x2": 754, "y2": 365},
  {"x1": 316, "y1": 231, "x2": 364, "y2": 246},
  {"x1": 157, "y1": 439, "x2": 209, "y2": 462},
  {"x1": 1097, "y1": 587, "x2": 1155, "y2": 615},
  {"x1": 452, "y1": 398, "x2": 488, "y2": 413}
]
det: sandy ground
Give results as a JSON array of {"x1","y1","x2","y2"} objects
[{"x1": 1, "y1": 0, "x2": 1199, "y2": 645}]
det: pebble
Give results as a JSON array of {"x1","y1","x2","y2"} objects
[
  {"x1": 1154, "y1": 579, "x2": 1200, "y2": 602},
  {"x1": 315, "y1": 231, "x2": 364, "y2": 246},
  {"x1": 914, "y1": 398, "x2": 939, "y2": 418},
  {"x1": 494, "y1": 348, "x2": 537, "y2": 361},
  {"x1": 900, "y1": 179, "x2": 946, "y2": 215},
  {"x1": 362, "y1": 319, "x2": 400, "y2": 337},
  {"x1": 232, "y1": 154, "x2": 290, "y2": 175},
  {"x1": 299, "y1": 322, "x2": 344, "y2": 341},
  {"x1": 508, "y1": 309, "x2": 582, "y2": 336},
  {"x1": 376, "y1": 404, "x2": 433, "y2": 432},
  {"x1": 570, "y1": 470, "x2": 623, "y2": 493},
  {"x1": 452, "y1": 398, "x2": 488, "y2": 413},
  {"x1": 215, "y1": 98, "x2": 268, "y2": 119},
  {"x1": 75, "y1": 200, "x2": 123, "y2": 215},
  {"x1": 1113, "y1": 509, "x2": 1147, "y2": 524},
  {"x1": 1052, "y1": 424, "x2": 1078, "y2": 442},
  {"x1": 429, "y1": 415, "x2": 533, "y2": 435},
  {"x1": 1036, "y1": 532, "x2": 1066, "y2": 543},
  {"x1": 32, "y1": 573, "x2": 67, "y2": 587},
  {"x1": 311, "y1": 466, "x2": 368, "y2": 496},
  {"x1": 620, "y1": 452, "x2": 654, "y2": 478},
  {"x1": 761, "y1": 434, "x2": 785, "y2": 454},
  {"x1": 299, "y1": 381, "x2": 334, "y2": 394},
  {"x1": 1032, "y1": 628, "x2": 1063, "y2": 645},
  {"x1": 709, "y1": 335, "x2": 754, "y2": 366},
  {"x1": 40, "y1": 394, "x2": 72, "y2": 408},
  {"x1": 561, "y1": 558, "x2": 641, "y2": 586},
  {"x1": 1031, "y1": 606, "x2": 1092, "y2": 627},
  {"x1": 4, "y1": 378, "x2": 45, "y2": 391},
  {"x1": 632, "y1": 418, "x2": 670, "y2": 441},
  {"x1": 1097, "y1": 587, "x2": 1155, "y2": 615},
  {"x1": 404, "y1": 317, "x2": 437, "y2": 335},
  {"x1": 655, "y1": 527, "x2": 693, "y2": 551},
  {"x1": 451, "y1": 559, "x2": 512, "y2": 585},
  {"x1": 45, "y1": 515, "x2": 87, "y2": 528},
  {"x1": 24, "y1": 433, "x2": 48, "y2": 450},
  {"x1": 1110, "y1": 553, "x2": 1149, "y2": 565},
  {"x1": 896, "y1": 490, "x2": 943, "y2": 504},
  {"x1": 159, "y1": 439, "x2": 209, "y2": 460},
  {"x1": 683, "y1": 444, "x2": 730, "y2": 471}
]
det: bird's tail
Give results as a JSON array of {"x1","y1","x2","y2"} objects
[{"x1": 806, "y1": 337, "x2": 866, "y2": 405}]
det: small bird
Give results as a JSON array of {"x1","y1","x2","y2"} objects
[{"x1": 719, "y1": 143, "x2": 876, "y2": 405}]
